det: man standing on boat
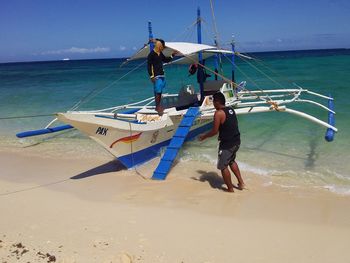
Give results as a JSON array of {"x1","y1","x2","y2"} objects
[
  {"x1": 199, "y1": 92, "x2": 245, "y2": 192},
  {"x1": 147, "y1": 38, "x2": 176, "y2": 115}
]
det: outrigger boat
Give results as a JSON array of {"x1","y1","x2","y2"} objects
[{"x1": 17, "y1": 7, "x2": 337, "y2": 180}]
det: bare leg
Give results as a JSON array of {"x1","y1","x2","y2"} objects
[
  {"x1": 154, "y1": 93, "x2": 163, "y2": 115},
  {"x1": 229, "y1": 161, "x2": 245, "y2": 190},
  {"x1": 221, "y1": 167, "x2": 234, "y2": 192}
]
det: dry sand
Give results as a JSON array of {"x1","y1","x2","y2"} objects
[{"x1": 0, "y1": 149, "x2": 349, "y2": 263}]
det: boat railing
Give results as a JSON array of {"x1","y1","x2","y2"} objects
[
  {"x1": 69, "y1": 96, "x2": 156, "y2": 114},
  {"x1": 69, "y1": 93, "x2": 183, "y2": 114}
]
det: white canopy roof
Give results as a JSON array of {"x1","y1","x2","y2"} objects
[
  {"x1": 126, "y1": 42, "x2": 234, "y2": 64},
  {"x1": 168, "y1": 49, "x2": 234, "y2": 65}
]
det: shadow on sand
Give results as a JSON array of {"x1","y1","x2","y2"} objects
[
  {"x1": 0, "y1": 160, "x2": 126, "y2": 196},
  {"x1": 192, "y1": 170, "x2": 225, "y2": 190},
  {"x1": 192, "y1": 170, "x2": 243, "y2": 191},
  {"x1": 71, "y1": 160, "x2": 126, "y2": 179}
]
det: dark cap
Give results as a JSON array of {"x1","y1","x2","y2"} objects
[
  {"x1": 155, "y1": 38, "x2": 165, "y2": 48},
  {"x1": 213, "y1": 92, "x2": 226, "y2": 105}
]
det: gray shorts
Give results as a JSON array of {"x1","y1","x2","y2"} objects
[{"x1": 217, "y1": 145, "x2": 240, "y2": 170}]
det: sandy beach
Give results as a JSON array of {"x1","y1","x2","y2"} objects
[
  {"x1": 0, "y1": 149, "x2": 349, "y2": 263},
  {"x1": 1, "y1": 0, "x2": 349, "y2": 261}
]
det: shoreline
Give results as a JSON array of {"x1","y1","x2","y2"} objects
[
  {"x1": 1, "y1": 140, "x2": 350, "y2": 195},
  {"x1": 0, "y1": 150, "x2": 350, "y2": 262}
]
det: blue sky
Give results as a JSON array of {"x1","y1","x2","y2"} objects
[{"x1": 0, "y1": 0, "x2": 349, "y2": 62}]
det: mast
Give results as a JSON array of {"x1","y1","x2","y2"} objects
[
  {"x1": 148, "y1": 21, "x2": 154, "y2": 51},
  {"x1": 231, "y1": 35, "x2": 235, "y2": 83},
  {"x1": 197, "y1": 7, "x2": 205, "y2": 102}
]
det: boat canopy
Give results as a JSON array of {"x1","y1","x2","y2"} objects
[
  {"x1": 126, "y1": 42, "x2": 233, "y2": 64},
  {"x1": 169, "y1": 49, "x2": 234, "y2": 65}
]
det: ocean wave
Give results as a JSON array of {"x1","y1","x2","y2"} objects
[
  {"x1": 315, "y1": 185, "x2": 350, "y2": 196},
  {"x1": 178, "y1": 148, "x2": 350, "y2": 195}
]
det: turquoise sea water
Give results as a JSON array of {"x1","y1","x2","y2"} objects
[{"x1": 0, "y1": 49, "x2": 349, "y2": 194}]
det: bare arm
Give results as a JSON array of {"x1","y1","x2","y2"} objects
[
  {"x1": 147, "y1": 53, "x2": 155, "y2": 82},
  {"x1": 199, "y1": 110, "x2": 225, "y2": 141},
  {"x1": 161, "y1": 52, "x2": 173, "y2": 63}
]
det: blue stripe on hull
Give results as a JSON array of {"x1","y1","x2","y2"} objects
[{"x1": 118, "y1": 121, "x2": 213, "y2": 168}]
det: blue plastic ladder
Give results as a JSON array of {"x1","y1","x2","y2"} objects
[{"x1": 152, "y1": 107, "x2": 200, "y2": 180}]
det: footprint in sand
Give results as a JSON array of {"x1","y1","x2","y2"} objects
[{"x1": 119, "y1": 252, "x2": 133, "y2": 263}]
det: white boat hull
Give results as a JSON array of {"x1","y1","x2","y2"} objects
[{"x1": 57, "y1": 112, "x2": 212, "y2": 168}]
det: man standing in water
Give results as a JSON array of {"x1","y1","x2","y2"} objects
[
  {"x1": 147, "y1": 38, "x2": 176, "y2": 115},
  {"x1": 199, "y1": 92, "x2": 245, "y2": 192}
]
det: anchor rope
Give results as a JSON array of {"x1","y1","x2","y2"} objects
[{"x1": 128, "y1": 122, "x2": 148, "y2": 180}]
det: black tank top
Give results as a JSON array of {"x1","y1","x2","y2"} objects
[{"x1": 218, "y1": 107, "x2": 240, "y2": 149}]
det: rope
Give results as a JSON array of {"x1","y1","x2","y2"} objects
[
  {"x1": 221, "y1": 53, "x2": 267, "y2": 93},
  {"x1": 198, "y1": 26, "x2": 283, "y2": 101},
  {"x1": 233, "y1": 50, "x2": 300, "y2": 99},
  {"x1": 69, "y1": 60, "x2": 147, "y2": 111},
  {"x1": 0, "y1": 59, "x2": 147, "y2": 125},
  {"x1": 210, "y1": 0, "x2": 220, "y2": 43},
  {"x1": 249, "y1": 56, "x2": 301, "y2": 89},
  {"x1": 201, "y1": 18, "x2": 215, "y2": 42},
  {"x1": 228, "y1": 59, "x2": 263, "y2": 90},
  {"x1": 267, "y1": 101, "x2": 280, "y2": 111},
  {"x1": 183, "y1": 18, "x2": 277, "y2": 104},
  {"x1": 0, "y1": 178, "x2": 71, "y2": 196},
  {"x1": 234, "y1": 42, "x2": 301, "y2": 89},
  {"x1": 210, "y1": 40, "x2": 269, "y2": 97},
  {"x1": 209, "y1": 39, "x2": 284, "y2": 102},
  {"x1": 128, "y1": 122, "x2": 148, "y2": 180},
  {"x1": 173, "y1": 47, "x2": 274, "y2": 104},
  {"x1": 171, "y1": 19, "x2": 198, "y2": 42},
  {"x1": 235, "y1": 54, "x2": 286, "y2": 90}
]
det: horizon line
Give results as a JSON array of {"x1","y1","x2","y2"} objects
[{"x1": 1, "y1": 47, "x2": 348, "y2": 65}]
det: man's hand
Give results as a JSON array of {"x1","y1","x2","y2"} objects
[
  {"x1": 151, "y1": 77, "x2": 155, "y2": 83},
  {"x1": 171, "y1": 51, "x2": 179, "y2": 57}
]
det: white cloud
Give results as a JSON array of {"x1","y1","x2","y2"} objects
[
  {"x1": 132, "y1": 46, "x2": 137, "y2": 51},
  {"x1": 119, "y1": 45, "x2": 127, "y2": 51},
  {"x1": 41, "y1": 46, "x2": 110, "y2": 55}
]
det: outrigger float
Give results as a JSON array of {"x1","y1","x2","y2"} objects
[{"x1": 17, "y1": 7, "x2": 337, "y2": 180}]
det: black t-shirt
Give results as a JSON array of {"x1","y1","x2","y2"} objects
[
  {"x1": 147, "y1": 50, "x2": 172, "y2": 78},
  {"x1": 218, "y1": 107, "x2": 240, "y2": 149}
]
